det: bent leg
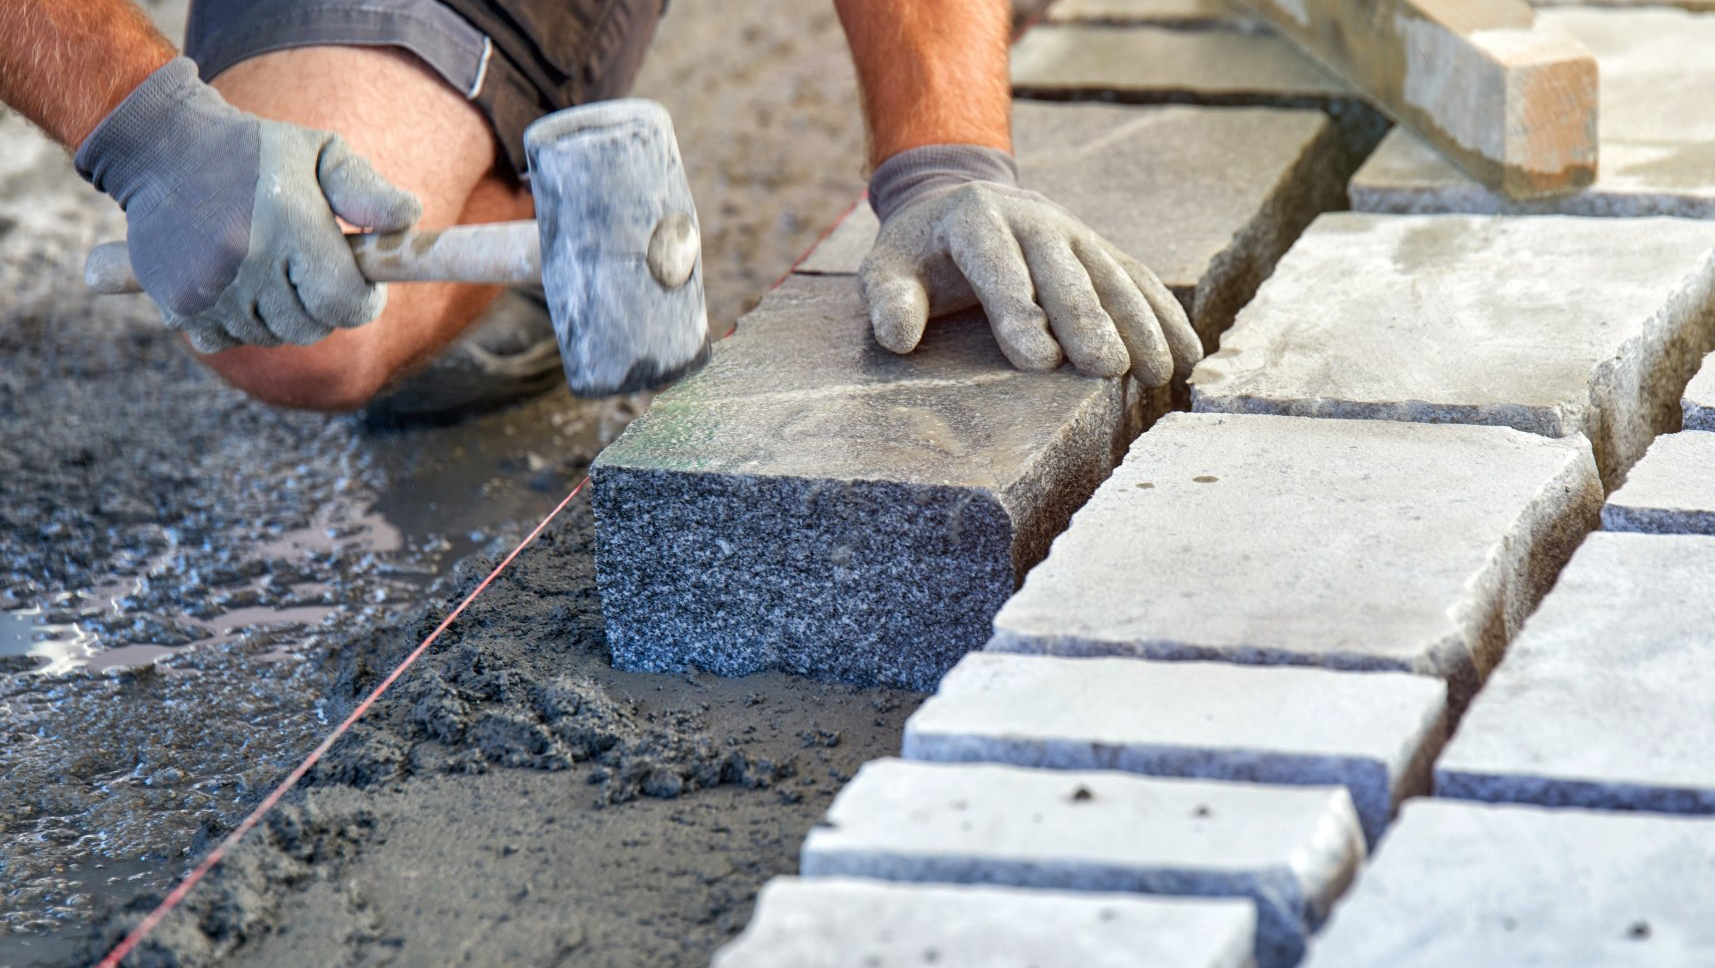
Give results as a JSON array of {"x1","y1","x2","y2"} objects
[{"x1": 199, "y1": 45, "x2": 533, "y2": 411}]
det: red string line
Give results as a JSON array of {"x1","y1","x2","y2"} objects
[{"x1": 95, "y1": 475, "x2": 591, "y2": 968}]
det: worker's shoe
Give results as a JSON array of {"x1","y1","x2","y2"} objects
[{"x1": 362, "y1": 287, "x2": 563, "y2": 429}]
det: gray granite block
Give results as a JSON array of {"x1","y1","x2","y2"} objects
[
  {"x1": 591, "y1": 275, "x2": 1144, "y2": 691},
  {"x1": 1009, "y1": 24, "x2": 1387, "y2": 161},
  {"x1": 801, "y1": 759, "x2": 1364, "y2": 968},
  {"x1": 1349, "y1": 8, "x2": 1715, "y2": 218},
  {"x1": 798, "y1": 102, "x2": 1351, "y2": 349},
  {"x1": 988, "y1": 413, "x2": 1602, "y2": 705},
  {"x1": 1602, "y1": 432, "x2": 1715, "y2": 535},
  {"x1": 1301, "y1": 800, "x2": 1715, "y2": 967},
  {"x1": 904, "y1": 653, "x2": 1447, "y2": 844},
  {"x1": 1684, "y1": 351, "x2": 1715, "y2": 431},
  {"x1": 1189, "y1": 213, "x2": 1715, "y2": 486},
  {"x1": 1435, "y1": 533, "x2": 1715, "y2": 813},
  {"x1": 710, "y1": 877, "x2": 1258, "y2": 968}
]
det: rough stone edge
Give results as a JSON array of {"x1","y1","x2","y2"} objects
[
  {"x1": 1585, "y1": 245, "x2": 1715, "y2": 487},
  {"x1": 1431, "y1": 434, "x2": 1603, "y2": 706},
  {"x1": 1190, "y1": 392, "x2": 1577, "y2": 443},
  {"x1": 1350, "y1": 177, "x2": 1715, "y2": 220},
  {"x1": 1187, "y1": 113, "x2": 1353, "y2": 352}
]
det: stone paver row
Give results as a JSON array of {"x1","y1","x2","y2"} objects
[
  {"x1": 594, "y1": 100, "x2": 1352, "y2": 690},
  {"x1": 798, "y1": 759, "x2": 1364, "y2": 968}
]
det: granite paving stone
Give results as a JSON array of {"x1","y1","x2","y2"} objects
[
  {"x1": 798, "y1": 102, "x2": 1350, "y2": 349},
  {"x1": 800, "y1": 758, "x2": 1364, "y2": 968},
  {"x1": 1683, "y1": 351, "x2": 1715, "y2": 431},
  {"x1": 1435, "y1": 533, "x2": 1715, "y2": 812},
  {"x1": 710, "y1": 877, "x2": 1258, "y2": 968},
  {"x1": 1601, "y1": 433, "x2": 1715, "y2": 535},
  {"x1": 1009, "y1": 24, "x2": 1387, "y2": 160},
  {"x1": 591, "y1": 275, "x2": 1142, "y2": 691},
  {"x1": 903, "y1": 653, "x2": 1447, "y2": 844},
  {"x1": 1300, "y1": 800, "x2": 1715, "y2": 967},
  {"x1": 988, "y1": 413, "x2": 1602, "y2": 704},
  {"x1": 1189, "y1": 213, "x2": 1715, "y2": 485},
  {"x1": 1350, "y1": 8, "x2": 1715, "y2": 217}
]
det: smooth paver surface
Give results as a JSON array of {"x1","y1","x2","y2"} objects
[
  {"x1": 904, "y1": 653, "x2": 1446, "y2": 843},
  {"x1": 798, "y1": 102, "x2": 1348, "y2": 347},
  {"x1": 710, "y1": 877, "x2": 1258, "y2": 968},
  {"x1": 989, "y1": 413, "x2": 1601, "y2": 703},
  {"x1": 1190, "y1": 213, "x2": 1715, "y2": 484},
  {"x1": 1436, "y1": 533, "x2": 1715, "y2": 813},
  {"x1": 1350, "y1": 8, "x2": 1715, "y2": 217},
  {"x1": 593, "y1": 275, "x2": 1138, "y2": 691},
  {"x1": 1602, "y1": 432, "x2": 1715, "y2": 535},
  {"x1": 1301, "y1": 800, "x2": 1715, "y2": 967},
  {"x1": 1046, "y1": 0, "x2": 1263, "y2": 26},
  {"x1": 801, "y1": 758, "x2": 1364, "y2": 968},
  {"x1": 1010, "y1": 24, "x2": 1386, "y2": 159}
]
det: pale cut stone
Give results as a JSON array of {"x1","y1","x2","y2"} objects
[
  {"x1": 1684, "y1": 351, "x2": 1715, "y2": 431},
  {"x1": 988, "y1": 413, "x2": 1602, "y2": 704},
  {"x1": 1602, "y1": 433, "x2": 1715, "y2": 535},
  {"x1": 1351, "y1": 8, "x2": 1715, "y2": 218},
  {"x1": 801, "y1": 758, "x2": 1364, "y2": 968},
  {"x1": 1301, "y1": 800, "x2": 1715, "y2": 967},
  {"x1": 1047, "y1": 0, "x2": 1264, "y2": 27},
  {"x1": 1436, "y1": 533, "x2": 1715, "y2": 812},
  {"x1": 710, "y1": 877, "x2": 1258, "y2": 968},
  {"x1": 904, "y1": 653, "x2": 1447, "y2": 844},
  {"x1": 798, "y1": 102, "x2": 1349, "y2": 348},
  {"x1": 1189, "y1": 213, "x2": 1715, "y2": 485},
  {"x1": 1009, "y1": 25, "x2": 1386, "y2": 160}
]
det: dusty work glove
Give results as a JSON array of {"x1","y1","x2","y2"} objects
[
  {"x1": 860, "y1": 145, "x2": 1201, "y2": 386},
  {"x1": 75, "y1": 58, "x2": 421, "y2": 354}
]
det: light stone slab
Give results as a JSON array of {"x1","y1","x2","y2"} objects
[
  {"x1": 988, "y1": 413, "x2": 1602, "y2": 704},
  {"x1": 1046, "y1": 0, "x2": 1265, "y2": 28},
  {"x1": 1301, "y1": 800, "x2": 1715, "y2": 967},
  {"x1": 710, "y1": 877, "x2": 1258, "y2": 968},
  {"x1": 1602, "y1": 432, "x2": 1715, "y2": 535},
  {"x1": 801, "y1": 759, "x2": 1364, "y2": 968},
  {"x1": 1009, "y1": 24, "x2": 1387, "y2": 161},
  {"x1": 1683, "y1": 351, "x2": 1715, "y2": 431},
  {"x1": 1189, "y1": 213, "x2": 1715, "y2": 485},
  {"x1": 1435, "y1": 533, "x2": 1715, "y2": 812},
  {"x1": 592, "y1": 275, "x2": 1145, "y2": 692},
  {"x1": 1350, "y1": 8, "x2": 1715, "y2": 218},
  {"x1": 797, "y1": 102, "x2": 1349, "y2": 349},
  {"x1": 903, "y1": 653, "x2": 1447, "y2": 844}
]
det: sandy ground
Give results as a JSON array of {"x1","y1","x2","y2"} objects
[{"x1": 0, "y1": 1, "x2": 896, "y2": 965}]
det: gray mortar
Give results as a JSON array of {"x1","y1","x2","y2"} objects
[{"x1": 1, "y1": 0, "x2": 885, "y2": 964}]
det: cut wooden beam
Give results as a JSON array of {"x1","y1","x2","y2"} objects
[{"x1": 1232, "y1": 0, "x2": 1598, "y2": 199}]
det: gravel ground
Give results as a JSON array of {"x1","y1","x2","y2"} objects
[{"x1": 0, "y1": 2, "x2": 893, "y2": 965}]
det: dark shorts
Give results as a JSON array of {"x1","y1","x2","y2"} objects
[{"x1": 184, "y1": 0, "x2": 667, "y2": 176}]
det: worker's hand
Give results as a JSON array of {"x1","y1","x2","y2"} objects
[
  {"x1": 74, "y1": 58, "x2": 421, "y2": 354},
  {"x1": 858, "y1": 145, "x2": 1201, "y2": 386}
]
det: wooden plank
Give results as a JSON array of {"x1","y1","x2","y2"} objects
[{"x1": 1232, "y1": 0, "x2": 1598, "y2": 199}]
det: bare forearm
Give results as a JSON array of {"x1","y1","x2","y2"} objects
[
  {"x1": 833, "y1": 0, "x2": 1013, "y2": 168},
  {"x1": 0, "y1": 1, "x2": 175, "y2": 150}
]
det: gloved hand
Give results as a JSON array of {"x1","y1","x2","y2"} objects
[
  {"x1": 75, "y1": 58, "x2": 422, "y2": 354},
  {"x1": 859, "y1": 145, "x2": 1202, "y2": 386}
]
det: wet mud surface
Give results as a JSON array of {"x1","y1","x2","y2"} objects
[{"x1": 2, "y1": 0, "x2": 884, "y2": 965}]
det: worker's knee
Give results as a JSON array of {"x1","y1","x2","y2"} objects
[{"x1": 199, "y1": 332, "x2": 395, "y2": 413}]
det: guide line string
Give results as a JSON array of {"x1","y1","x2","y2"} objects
[{"x1": 94, "y1": 475, "x2": 591, "y2": 968}]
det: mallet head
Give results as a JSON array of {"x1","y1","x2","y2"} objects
[{"x1": 525, "y1": 100, "x2": 711, "y2": 398}]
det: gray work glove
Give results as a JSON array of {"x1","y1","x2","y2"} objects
[
  {"x1": 860, "y1": 145, "x2": 1201, "y2": 386},
  {"x1": 75, "y1": 58, "x2": 421, "y2": 354}
]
